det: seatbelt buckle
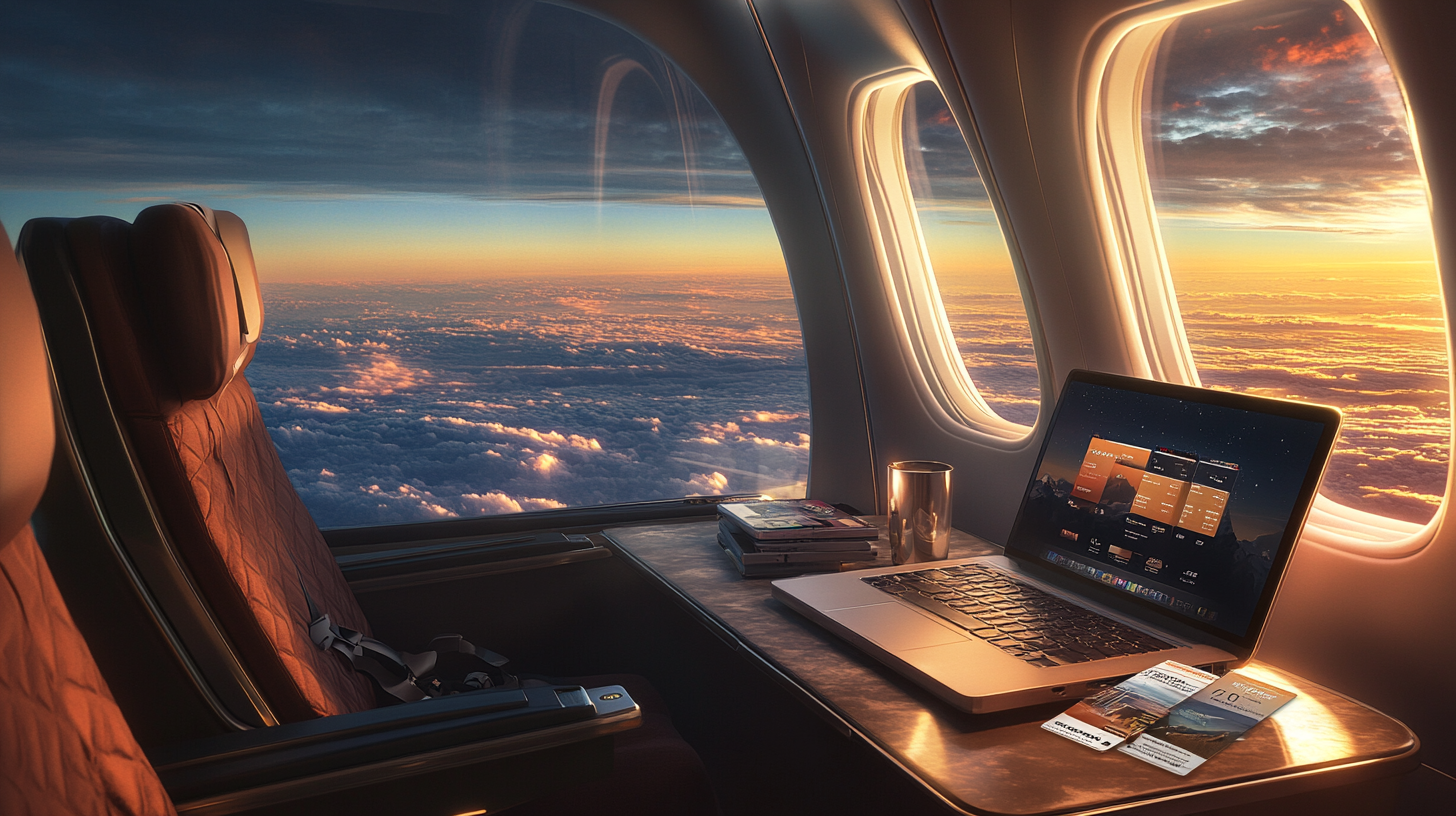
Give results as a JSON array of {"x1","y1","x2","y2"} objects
[{"x1": 308, "y1": 613, "x2": 336, "y2": 650}]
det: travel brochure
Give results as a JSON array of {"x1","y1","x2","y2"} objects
[
  {"x1": 1045, "y1": 661, "x2": 1294, "y2": 775},
  {"x1": 1043, "y1": 661, "x2": 1219, "y2": 751},
  {"x1": 1119, "y1": 672, "x2": 1295, "y2": 775}
]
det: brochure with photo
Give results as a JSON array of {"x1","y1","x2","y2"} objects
[
  {"x1": 1119, "y1": 671, "x2": 1296, "y2": 775},
  {"x1": 1043, "y1": 661, "x2": 1219, "y2": 751}
]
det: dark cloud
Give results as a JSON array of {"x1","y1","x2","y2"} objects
[
  {"x1": 0, "y1": 0, "x2": 762, "y2": 205},
  {"x1": 904, "y1": 81, "x2": 994, "y2": 206},
  {"x1": 1147, "y1": 0, "x2": 1423, "y2": 224}
]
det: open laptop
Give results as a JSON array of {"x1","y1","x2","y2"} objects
[{"x1": 771, "y1": 370, "x2": 1341, "y2": 713}]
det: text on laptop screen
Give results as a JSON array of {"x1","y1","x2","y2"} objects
[{"x1": 1006, "y1": 378, "x2": 1331, "y2": 639}]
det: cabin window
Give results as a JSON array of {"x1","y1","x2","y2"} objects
[
  {"x1": 901, "y1": 81, "x2": 1040, "y2": 427},
  {"x1": 1096, "y1": 0, "x2": 1446, "y2": 538},
  {"x1": 0, "y1": 0, "x2": 807, "y2": 527},
  {"x1": 855, "y1": 72, "x2": 1039, "y2": 439}
]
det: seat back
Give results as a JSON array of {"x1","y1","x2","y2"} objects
[
  {"x1": 20, "y1": 205, "x2": 375, "y2": 721},
  {"x1": 0, "y1": 222, "x2": 177, "y2": 816}
]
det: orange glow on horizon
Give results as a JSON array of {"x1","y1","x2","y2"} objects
[{"x1": 243, "y1": 200, "x2": 786, "y2": 282}]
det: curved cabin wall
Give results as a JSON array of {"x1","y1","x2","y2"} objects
[
  {"x1": 586, "y1": 0, "x2": 1061, "y2": 540},
  {"x1": 743, "y1": 0, "x2": 1058, "y2": 540}
]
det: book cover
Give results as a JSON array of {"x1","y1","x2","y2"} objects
[
  {"x1": 1118, "y1": 672, "x2": 1296, "y2": 775},
  {"x1": 1042, "y1": 661, "x2": 1219, "y2": 751},
  {"x1": 718, "y1": 519, "x2": 875, "y2": 553},
  {"x1": 718, "y1": 499, "x2": 874, "y2": 540}
]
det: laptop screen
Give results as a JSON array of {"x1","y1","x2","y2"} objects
[{"x1": 1004, "y1": 370, "x2": 1340, "y2": 644}]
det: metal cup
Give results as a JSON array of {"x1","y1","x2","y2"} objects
[{"x1": 888, "y1": 461, "x2": 953, "y2": 566}]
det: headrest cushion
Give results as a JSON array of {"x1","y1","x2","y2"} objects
[
  {"x1": 215, "y1": 209, "x2": 264, "y2": 345},
  {"x1": 131, "y1": 204, "x2": 252, "y2": 401},
  {"x1": 0, "y1": 223, "x2": 56, "y2": 550}
]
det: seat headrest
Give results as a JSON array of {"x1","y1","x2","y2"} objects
[
  {"x1": 0, "y1": 223, "x2": 57, "y2": 550},
  {"x1": 130, "y1": 203, "x2": 264, "y2": 401}
]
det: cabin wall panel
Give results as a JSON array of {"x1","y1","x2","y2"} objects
[
  {"x1": 748, "y1": 0, "x2": 1052, "y2": 541},
  {"x1": 1002, "y1": 0, "x2": 1152, "y2": 378},
  {"x1": 927, "y1": 0, "x2": 1116, "y2": 391}
]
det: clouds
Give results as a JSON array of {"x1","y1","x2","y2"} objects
[
  {"x1": 250, "y1": 275, "x2": 810, "y2": 527},
  {"x1": 1175, "y1": 287, "x2": 1447, "y2": 524},
  {"x1": 937, "y1": 288, "x2": 1041, "y2": 426},
  {"x1": 939, "y1": 282, "x2": 1447, "y2": 525},
  {"x1": 1149, "y1": 0, "x2": 1427, "y2": 233},
  {"x1": 1135, "y1": 1, "x2": 1446, "y2": 525}
]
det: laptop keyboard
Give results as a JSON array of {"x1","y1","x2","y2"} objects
[{"x1": 862, "y1": 564, "x2": 1172, "y2": 668}]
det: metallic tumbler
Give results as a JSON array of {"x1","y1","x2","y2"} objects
[{"x1": 888, "y1": 461, "x2": 953, "y2": 566}]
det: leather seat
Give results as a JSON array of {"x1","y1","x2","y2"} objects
[
  {"x1": 0, "y1": 222, "x2": 175, "y2": 815},
  {"x1": 30, "y1": 205, "x2": 377, "y2": 720},
  {"x1": 19, "y1": 204, "x2": 715, "y2": 814}
]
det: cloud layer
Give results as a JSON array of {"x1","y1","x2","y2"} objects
[{"x1": 249, "y1": 276, "x2": 810, "y2": 527}]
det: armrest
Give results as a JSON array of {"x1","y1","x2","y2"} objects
[{"x1": 154, "y1": 684, "x2": 640, "y2": 816}]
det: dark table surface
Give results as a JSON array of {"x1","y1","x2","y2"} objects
[{"x1": 605, "y1": 518, "x2": 1418, "y2": 815}]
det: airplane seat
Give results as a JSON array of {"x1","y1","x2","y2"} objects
[
  {"x1": 0, "y1": 221, "x2": 176, "y2": 816},
  {"x1": 35, "y1": 204, "x2": 376, "y2": 721},
  {"x1": 19, "y1": 204, "x2": 717, "y2": 814}
]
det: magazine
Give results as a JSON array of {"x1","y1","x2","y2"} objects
[
  {"x1": 1119, "y1": 671, "x2": 1295, "y2": 775},
  {"x1": 718, "y1": 499, "x2": 874, "y2": 540},
  {"x1": 1042, "y1": 661, "x2": 1219, "y2": 751}
]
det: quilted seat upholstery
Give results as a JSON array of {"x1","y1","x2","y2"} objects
[
  {"x1": 158, "y1": 373, "x2": 378, "y2": 719},
  {"x1": 0, "y1": 528, "x2": 177, "y2": 816},
  {"x1": 46, "y1": 207, "x2": 375, "y2": 721},
  {"x1": 0, "y1": 221, "x2": 175, "y2": 816}
]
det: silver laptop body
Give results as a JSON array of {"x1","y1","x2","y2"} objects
[{"x1": 772, "y1": 370, "x2": 1341, "y2": 713}]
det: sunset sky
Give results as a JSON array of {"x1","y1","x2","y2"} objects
[
  {"x1": 1145, "y1": 0, "x2": 1445, "y2": 523},
  {"x1": 0, "y1": 0, "x2": 1444, "y2": 521},
  {"x1": 1148, "y1": 0, "x2": 1433, "y2": 272}
]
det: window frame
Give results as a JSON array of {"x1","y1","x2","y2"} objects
[
  {"x1": 851, "y1": 68, "x2": 1041, "y2": 444},
  {"x1": 1084, "y1": 0, "x2": 1446, "y2": 556}
]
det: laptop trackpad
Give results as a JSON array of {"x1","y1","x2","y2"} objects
[{"x1": 826, "y1": 603, "x2": 966, "y2": 651}]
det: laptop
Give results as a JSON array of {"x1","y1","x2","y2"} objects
[{"x1": 771, "y1": 369, "x2": 1341, "y2": 713}]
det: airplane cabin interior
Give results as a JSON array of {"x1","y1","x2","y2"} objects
[{"x1": 2, "y1": 0, "x2": 1454, "y2": 814}]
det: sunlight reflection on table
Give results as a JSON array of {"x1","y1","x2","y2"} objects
[{"x1": 1239, "y1": 663, "x2": 1356, "y2": 766}]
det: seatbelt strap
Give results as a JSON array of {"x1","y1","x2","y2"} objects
[{"x1": 291, "y1": 562, "x2": 511, "y2": 703}]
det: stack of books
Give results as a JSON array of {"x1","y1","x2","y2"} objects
[{"x1": 715, "y1": 499, "x2": 879, "y2": 578}]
